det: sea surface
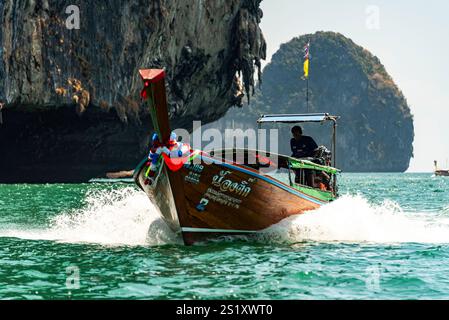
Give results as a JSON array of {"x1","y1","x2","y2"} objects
[{"x1": 1, "y1": 173, "x2": 449, "y2": 299}]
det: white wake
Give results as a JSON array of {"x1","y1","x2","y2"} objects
[
  {"x1": 0, "y1": 187, "x2": 181, "y2": 246},
  {"x1": 263, "y1": 194, "x2": 449, "y2": 244},
  {"x1": 2, "y1": 189, "x2": 449, "y2": 246}
]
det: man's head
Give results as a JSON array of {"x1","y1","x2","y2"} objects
[{"x1": 291, "y1": 126, "x2": 303, "y2": 140}]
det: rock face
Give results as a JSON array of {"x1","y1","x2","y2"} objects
[
  {"x1": 0, "y1": 0, "x2": 266, "y2": 182},
  {"x1": 206, "y1": 32, "x2": 414, "y2": 172}
]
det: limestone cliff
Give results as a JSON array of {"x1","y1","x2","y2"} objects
[
  {"x1": 0, "y1": 0, "x2": 265, "y2": 182},
  {"x1": 206, "y1": 32, "x2": 414, "y2": 172}
]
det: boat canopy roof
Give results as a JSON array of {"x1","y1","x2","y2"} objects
[{"x1": 257, "y1": 113, "x2": 338, "y2": 124}]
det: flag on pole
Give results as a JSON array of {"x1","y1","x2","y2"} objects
[{"x1": 303, "y1": 41, "x2": 310, "y2": 79}]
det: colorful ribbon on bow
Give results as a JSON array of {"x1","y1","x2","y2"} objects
[{"x1": 145, "y1": 132, "x2": 200, "y2": 181}]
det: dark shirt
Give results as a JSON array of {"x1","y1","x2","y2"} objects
[{"x1": 291, "y1": 135, "x2": 318, "y2": 158}]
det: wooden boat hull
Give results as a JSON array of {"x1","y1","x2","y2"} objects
[{"x1": 134, "y1": 154, "x2": 326, "y2": 245}]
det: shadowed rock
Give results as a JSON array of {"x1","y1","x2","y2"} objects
[{"x1": 0, "y1": 0, "x2": 266, "y2": 182}]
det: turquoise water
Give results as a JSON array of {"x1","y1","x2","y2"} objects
[{"x1": 1, "y1": 173, "x2": 449, "y2": 299}]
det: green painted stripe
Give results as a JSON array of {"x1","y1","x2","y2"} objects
[
  {"x1": 293, "y1": 184, "x2": 335, "y2": 202},
  {"x1": 289, "y1": 159, "x2": 340, "y2": 174}
]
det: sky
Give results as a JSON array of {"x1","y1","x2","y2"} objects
[{"x1": 259, "y1": 0, "x2": 449, "y2": 172}]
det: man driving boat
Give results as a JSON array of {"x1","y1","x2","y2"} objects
[
  {"x1": 290, "y1": 125, "x2": 318, "y2": 158},
  {"x1": 290, "y1": 125, "x2": 318, "y2": 186}
]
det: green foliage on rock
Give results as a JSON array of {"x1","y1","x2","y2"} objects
[{"x1": 208, "y1": 31, "x2": 414, "y2": 172}]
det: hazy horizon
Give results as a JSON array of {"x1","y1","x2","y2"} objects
[{"x1": 260, "y1": 0, "x2": 449, "y2": 172}]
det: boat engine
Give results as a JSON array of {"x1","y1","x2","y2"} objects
[{"x1": 314, "y1": 145, "x2": 332, "y2": 166}]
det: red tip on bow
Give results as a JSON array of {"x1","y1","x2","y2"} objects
[{"x1": 139, "y1": 69, "x2": 165, "y2": 83}]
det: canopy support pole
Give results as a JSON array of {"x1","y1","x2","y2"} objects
[{"x1": 332, "y1": 119, "x2": 337, "y2": 193}]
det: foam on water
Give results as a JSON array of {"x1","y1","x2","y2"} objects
[
  {"x1": 263, "y1": 194, "x2": 449, "y2": 244},
  {"x1": 2, "y1": 188, "x2": 449, "y2": 246},
  {"x1": 0, "y1": 187, "x2": 181, "y2": 246}
]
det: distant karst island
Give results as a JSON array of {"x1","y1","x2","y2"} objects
[{"x1": 206, "y1": 31, "x2": 415, "y2": 172}]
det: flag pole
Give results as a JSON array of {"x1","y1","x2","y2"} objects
[
  {"x1": 303, "y1": 40, "x2": 310, "y2": 113},
  {"x1": 306, "y1": 76, "x2": 309, "y2": 113}
]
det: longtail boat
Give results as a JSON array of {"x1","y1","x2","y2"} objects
[
  {"x1": 134, "y1": 69, "x2": 341, "y2": 245},
  {"x1": 434, "y1": 161, "x2": 449, "y2": 176}
]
